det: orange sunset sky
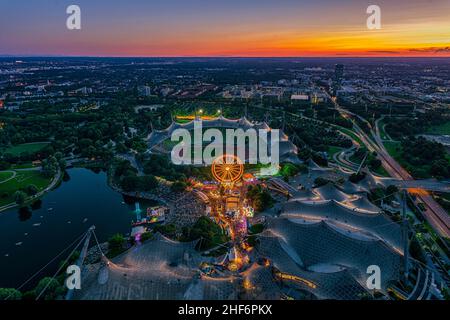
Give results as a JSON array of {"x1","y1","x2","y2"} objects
[{"x1": 1, "y1": 0, "x2": 449, "y2": 57}]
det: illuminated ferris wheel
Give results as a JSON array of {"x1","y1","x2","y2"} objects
[{"x1": 211, "y1": 155, "x2": 244, "y2": 184}]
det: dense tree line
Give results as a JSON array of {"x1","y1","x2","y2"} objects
[
  {"x1": 285, "y1": 117, "x2": 352, "y2": 156},
  {"x1": 113, "y1": 159, "x2": 158, "y2": 192},
  {"x1": 179, "y1": 216, "x2": 229, "y2": 251},
  {"x1": 385, "y1": 109, "x2": 450, "y2": 140},
  {"x1": 246, "y1": 185, "x2": 274, "y2": 212},
  {"x1": 400, "y1": 136, "x2": 450, "y2": 179}
]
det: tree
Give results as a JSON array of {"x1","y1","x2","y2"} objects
[
  {"x1": 114, "y1": 159, "x2": 137, "y2": 177},
  {"x1": 180, "y1": 217, "x2": 228, "y2": 251},
  {"x1": 25, "y1": 184, "x2": 39, "y2": 196},
  {"x1": 431, "y1": 159, "x2": 449, "y2": 179},
  {"x1": 314, "y1": 177, "x2": 330, "y2": 187},
  {"x1": 0, "y1": 161, "x2": 11, "y2": 170},
  {"x1": 120, "y1": 175, "x2": 139, "y2": 192},
  {"x1": 349, "y1": 172, "x2": 366, "y2": 183},
  {"x1": 246, "y1": 185, "x2": 274, "y2": 212},
  {"x1": 115, "y1": 143, "x2": 128, "y2": 154},
  {"x1": 297, "y1": 148, "x2": 311, "y2": 161},
  {"x1": 171, "y1": 180, "x2": 187, "y2": 193},
  {"x1": 370, "y1": 187, "x2": 385, "y2": 199},
  {"x1": 369, "y1": 158, "x2": 382, "y2": 170},
  {"x1": 154, "y1": 224, "x2": 177, "y2": 238},
  {"x1": 0, "y1": 288, "x2": 22, "y2": 300},
  {"x1": 14, "y1": 190, "x2": 27, "y2": 205},
  {"x1": 108, "y1": 233, "x2": 125, "y2": 251},
  {"x1": 280, "y1": 163, "x2": 304, "y2": 179},
  {"x1": 304, "y1": 108, "x2": 314, "y2": 118},
  {"x1": 119, "y1": 175, "x2": 158, "y2": 192},
  {"x1": 41, "y1": 156, "x2": 58, "y2": 178},
  {"x1": 107, "y1": 233, "x2": 127, "y2": 258},
  {"x1": 58, "y1": 159, "x2": 67, "y2": 170},
  {"x1": 54, "y1": 152, "x2": 63, "y2": 160},
  {"x1": 34, "y1": 277, "x2": 63, "y2": 300},
  {"x1": 409, "y1": 237, "x2": 426, "y2": 263},
  {"x1": 386, "y1": 185, "x2": 399, "y2": 196},
  {"x1": 140, "y1": 175, "x2": 158, "y2": 191},
  {"x1": 312, "y1": 153, "x2": 328, "y2": 167}
]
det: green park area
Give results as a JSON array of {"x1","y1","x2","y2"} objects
[
  {"x1": 386, "y1": 140, "x2": 450, "y2": 166},
  {"x1": 0, "y1": 170, "x2": 52, "y2": 207},
  {"x1": 327, "y1": 146, "x2": 344, "y2": 161},
  {"x1": 1, "y1": 142, "x2": 50, "y2": 156},
  {"x1": 384, "y1": 139, "x2": 450, "y2": 179},
  {"x1": 337, "y1": 127, "x2": 363, "y2": 146},
  {"x1": 426, "y1": 122, "x2": 450, "y2": 135},
  {"x1": 372, "y1": 163, "x2": 389, "y2": 177},
  {"x1": 384, "y1": 141, "x2": 402, "y2": 161},
  {"x1": 0, "y1": 171, "x2": 15, "y2": 183},
  {"x1": 384, "y1": 141, "x2": 416, "y2": 173},
  {"x1": 11, "y1": 162, "x2": 37, "y2": 169}
]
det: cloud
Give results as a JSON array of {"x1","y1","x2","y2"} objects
[
  {"x1": 366, "y1": 50, "x2": 400, "y2": 54},
  {"x1": 408, "y1": 47, "x2": 450, "y2": 53}
]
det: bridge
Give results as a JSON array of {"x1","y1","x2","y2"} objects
[{"x1": 377, "y1": 178, "x2": 450, "y2": 193}]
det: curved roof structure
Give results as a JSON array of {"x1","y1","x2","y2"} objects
[
  {"x1": 146, "y1": 116, "x2": 300, "y2": 164},
  {"x1": 75, "y1": 234, "x2": 238, "y2": 300},
  {"x1": 282, "y1": 200, "x2": 402, "y2": 250},
  {"x1": 312, "y1": 182, "x2": 381, "y2": 213},
  {"x1": 290, "y1": 189, "x2": 321, "y2": 202},
  {"x1": 314, "y1": 183, "x2": 355, "y2": 202},
  {"x1": 240, "y1": 264, "x2": 284, "y2": 299},
  {"x1": 341, "y1": 180, "x2": 366, "y2": 194},
  {"x1": 257, "y1": 218, "x2": 402, "y2": 299},
  {"x1": 183, "y1": 276, "x2": 238, "y2": 300},
  {"x1": 346, "y1": 196, "x2": 382, "y2": 213}
]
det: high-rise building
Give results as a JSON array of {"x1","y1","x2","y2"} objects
[
  {"x1": 138, "y1": 85, "x2": 152, "y2": 97},
  {"x1": 333, "y1": 64, "x2": 344, "y2": 94}
]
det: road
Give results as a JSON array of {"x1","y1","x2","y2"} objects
[
  {"x1": 248, "y1": 99, "x2": 449, "y2": 237},
  {"x1": 328, "y1": 96, "x2": 450, "y2": 238},
  {"x1": 0, "y1": 170, "x2": 17, "y2": 184},
  {"x1": 334, "y1": 148, "x2": 358, "y2": 172}
]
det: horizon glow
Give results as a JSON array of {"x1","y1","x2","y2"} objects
[{"x1": 1, "y1": 0, "x2": 449, "y2": 57}]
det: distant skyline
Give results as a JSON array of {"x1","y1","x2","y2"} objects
[{"x1": 1, "y1": 0, "x2": 449, "y2": 57}]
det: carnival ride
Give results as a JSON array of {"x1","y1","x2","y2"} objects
[{"x1": 211, "y1": 154, "x2": 244, "y2": 185}]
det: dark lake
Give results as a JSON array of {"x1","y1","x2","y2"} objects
[{"x1": 0, "y1": 168, "x2": 157, "y2": 289}]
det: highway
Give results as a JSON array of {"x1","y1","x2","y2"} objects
[
  {"x1": 330, "y1": 97, "x2": 450, "y2": 238},
  {"x1": 250, "y1": 99, "x2": 449, "y2": 237}
]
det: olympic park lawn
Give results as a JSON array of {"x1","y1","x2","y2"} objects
[
  {"x1": 337, "y1": 127, "x2": 364, "y2": 146},
  {"x1": 0, "y1": 171, "x2": 15, "y2": 183},
  {"x1": 1, "y1": 142, "x2": 50, "y2": 156},
  {"x1": 426, "y1": 122, "x2": 450, "y2": 135},
  {"x1": 0, "y1": 170, "x2": 52, "y2": 207},
  {"x1": 327, "y1": 146, "x2": 344, "y2": 160}
]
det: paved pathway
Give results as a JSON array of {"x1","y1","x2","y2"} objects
[
  {"x1": 0, "y1": 168, "x2": 62, "y2": 213},
  {"x1": 0, "y1": 170, "x2": 16, "y2": 184}
]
